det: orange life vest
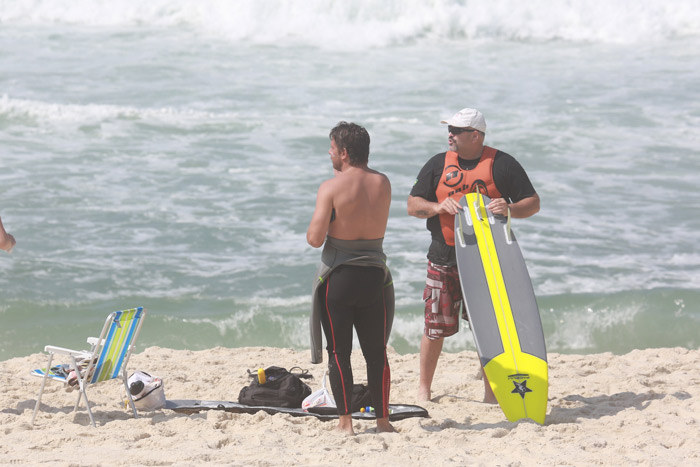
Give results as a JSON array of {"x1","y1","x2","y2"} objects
[{"x1": 435, "y1": 146, "x2": 502, "y2": 246}]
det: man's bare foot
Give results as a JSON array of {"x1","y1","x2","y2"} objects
[
  {"x1": 335, "y1": 415, "x2": 355, "y2": 435},
  {"x1": 417, "y1": 387, "x2": 431, "y2": 402},
  {"x1": 376, "y1": 417, "x2": 397, "y2": 433},
  {"x1": 483, "y1": 394, "x2": 498, "y2": 404},
  {"x1": 334, "y1": 425, "x2": 355, "y2": 435}
]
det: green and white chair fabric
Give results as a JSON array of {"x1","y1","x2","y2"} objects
[{"x1": 31, "y1": 307, "x2": 146, "y2": 427}]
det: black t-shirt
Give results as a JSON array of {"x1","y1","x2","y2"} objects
[{"x1": 409, "y1": 149, "x2": 536, "y2": 266}]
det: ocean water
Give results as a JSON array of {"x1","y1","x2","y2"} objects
[{"x1": 1, "y1": 0, "x2": 700, "y2": 361}]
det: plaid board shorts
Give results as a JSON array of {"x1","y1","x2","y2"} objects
[{"x1": 423, "y1": 261, "x2": 466, "y2": 339}]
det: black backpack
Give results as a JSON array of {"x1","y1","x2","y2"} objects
[{"x1": 238, "y1": 366, "x2": 313, "y2": 408}]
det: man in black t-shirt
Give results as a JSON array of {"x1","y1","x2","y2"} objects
[{"x1": 407, "y1": 108, "x2": 540, "y2": 402}]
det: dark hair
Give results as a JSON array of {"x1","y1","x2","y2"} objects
[{"x1": 329, "y1": 121, "x2": 370, "y2": 166}]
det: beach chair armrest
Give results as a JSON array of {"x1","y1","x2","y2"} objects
[
  {"x1": 44, "y1": 345, "x2": 92, "y2": 359},
  {"x1": 86, "y1": 337, "x2": 102, "y2": 346}
]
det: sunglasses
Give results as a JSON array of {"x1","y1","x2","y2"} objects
[{"x1": 448, "y1": 126, "x2": 477, "y2": 135}]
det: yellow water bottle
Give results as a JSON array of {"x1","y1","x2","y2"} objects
[{"x1": 257, "y1": 368, "x2": 266, "y2": 384}]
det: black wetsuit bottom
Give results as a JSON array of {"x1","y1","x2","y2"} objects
[{"x1": 319, "y1": 264, "x2": 390, "y2": 417}]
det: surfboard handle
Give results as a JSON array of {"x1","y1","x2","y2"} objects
[{"x1": 473, "y1": 198, "x2": 483, "y2": 221}]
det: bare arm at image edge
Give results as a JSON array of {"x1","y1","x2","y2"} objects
[{"x1": 0, "y1": 216, "x2": 16, "y2": 252}]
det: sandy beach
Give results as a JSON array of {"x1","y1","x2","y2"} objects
[{"x1": 1, "y1": 346, "x2": 698, "y2": 466}]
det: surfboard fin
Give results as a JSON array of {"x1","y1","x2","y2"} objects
[
  {"x1": 473, "y1": 197, "x2": 483, "y2": 221},
  {"x1": 456, "y1": 209, "x2": 467, "y2": 248},
  {"x1": 504, "y1": 207, "x2": 513, "y2": 244}
]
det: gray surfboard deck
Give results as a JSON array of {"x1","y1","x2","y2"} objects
[
  {"x1": 455, "y1": 194, "x2": 546, "y2": 365},
  {"x1": 165, "y1": 400, "x2": 429, "y2": 421}
]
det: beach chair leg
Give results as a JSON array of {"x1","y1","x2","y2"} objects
[
  {"x1": 31, "y1": 353, "x2": 54, "y2": 425},
  {"x1": 73, "y1": 389, "x2": 82, "y2": 413},
  {"x1": 71, "y1": 356, "x2": 83, "y2": 413},
  {"x1": 70, "y1": 356, "x2": 96, "y2": 427},
  {"x1": 122, "y1": 368, "x2": 138, "y2": 418},
  {"x1": 79, "y1": 385, "x2": 96, "y2": 428}
]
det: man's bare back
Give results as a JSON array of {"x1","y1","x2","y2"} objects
[
  {"x1": 307, "y1": 137, "x2": 390, "y2": 247},
  {"x1": 326, "y1": 167, "x2": 390, "y2": 241}
]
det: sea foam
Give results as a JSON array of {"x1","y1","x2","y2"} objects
[{"x1": 1, "y1": 0, "x2": 698, "y2": 48}]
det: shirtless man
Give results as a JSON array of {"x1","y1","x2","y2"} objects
[
  {"x1": 0, "y1": 215, "x2": 16, "y2": 252},
  {"x1": 307, "y1": 121, "x2": 395, "y2": 435}
]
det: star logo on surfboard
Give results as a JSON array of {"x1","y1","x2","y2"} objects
[
  {"x1": 508, "y1": 373, "x2": 533, "y2": 399},
  {"x1": 511, "y1": 380, "x2": 532, "y2": 399}
]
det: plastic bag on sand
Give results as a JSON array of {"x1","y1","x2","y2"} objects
[{"x1": 302, "y1": 370, "x2": 335, "y2": 411}]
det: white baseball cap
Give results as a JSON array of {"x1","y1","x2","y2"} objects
[{"x1": 440, "y1": 108, "x2": 486, "y2": 133}]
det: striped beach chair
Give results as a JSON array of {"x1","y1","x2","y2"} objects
[{"x1": 31, "y1": 307, "x2": 146, "y2": 427}]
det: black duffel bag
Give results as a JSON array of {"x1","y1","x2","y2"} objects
[{"x1": 238, "y1": 366, "x2": 312, "y2": 408}]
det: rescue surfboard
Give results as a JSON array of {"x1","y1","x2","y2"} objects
[{"x1": 454, "y1": 192, "x2": 547, "y2": 424}]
